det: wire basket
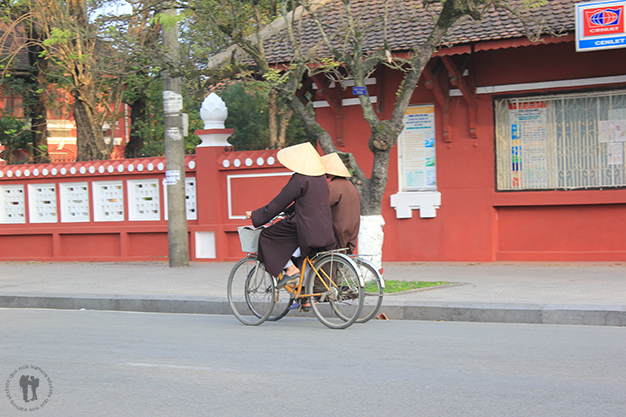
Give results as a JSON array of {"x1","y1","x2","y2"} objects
[{"x1": 237, "y1": 226, "x2": 263, "y2": 252}]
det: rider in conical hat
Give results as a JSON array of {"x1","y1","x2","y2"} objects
[
  {"x1": 247, "y1": 142, "x2": 335, "y2": 281},
  {"x1": 321, "y1": 153, "x2": 360, "y2": 254}
]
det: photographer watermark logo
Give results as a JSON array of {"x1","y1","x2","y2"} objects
[{"x1": 4, "y1": 365, "x2": 53, "y2": 412}]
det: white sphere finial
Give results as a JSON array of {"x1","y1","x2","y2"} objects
[{"x1": 200, "y1": 93, "x2": 228, "y2": 129}]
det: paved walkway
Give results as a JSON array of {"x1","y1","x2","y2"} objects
[{"x1": 1, "y1": 261, "x2": 625, "y2": 326}]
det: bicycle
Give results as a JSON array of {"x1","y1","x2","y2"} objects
[
  {"x1": 269, "y1": 253, "x2": 384, "y2": 324},
  {"x1": 227, "y1": 225, "x2": 365, "y2": 329}
]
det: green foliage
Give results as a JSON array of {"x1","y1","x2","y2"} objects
[
  {"x1": 152, "y1": 10, "x2": 187, "y2": 28},
  {"x1": 121, "y1": 72, "x2": 202, "y2": 157},
  {"x1": 137, "y1": 119, "x2": 165, "y2": 157},
  {"x1": 216, "y1": 80, "x2": 314, "y2": 151},
  {"x1": 219, "y1": 81, "x2": 269, "y2": 150},
  {"x1": 42, "y1": 28, "x2": 73, "y2": 47},
  {"x1": 126, "y1": 74, "x2": 165, "y2": 157},
  {"x1": 0, "y1": 112, "x2": 31, "y2": 163},
  {"x1": 0, "y1": 114, "x2": 29, "y2": 146}
]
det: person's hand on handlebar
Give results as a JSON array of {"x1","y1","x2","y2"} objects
[{"x1": 245, "y1": 211, "x2": 252, "y2": 219}]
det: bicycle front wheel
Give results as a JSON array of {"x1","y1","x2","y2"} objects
[
  {"x1": 266, "y1": 286, "x2": 294, "y2": 321},
  {"x1": 227, "y1": 256, "x2": 275, "y2": 325},
  {"x1": 354, "y1": 258, "x2": 384, "y2": 323},
  {"x1": 306, "y1": 254, "x2": 364, "y2": 329}
]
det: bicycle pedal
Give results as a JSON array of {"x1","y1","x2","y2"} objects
[{"x1": 276, "y1": 273, "x2": 299, "y2": 289}]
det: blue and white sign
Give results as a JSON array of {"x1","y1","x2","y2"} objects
[
  {"x1": 576, "y1": 0, "x2": 626, "y2": 51},
  {"x1": 352, "y1": 86, "x2": 367, "y2": 95}
]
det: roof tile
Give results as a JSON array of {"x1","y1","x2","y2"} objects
[{"x1": 257, "y1": 0, "x2": 576, "y2": 63}]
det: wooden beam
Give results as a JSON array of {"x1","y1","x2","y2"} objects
[
  {"x1": 441, "y1": 56, "x2": 478, "y2": 140},
  {"x1": 423, "y1": 62, "x2": 452, "y2": 143},
  {"x1": 312, "y1": 74, "x2": 345, "y2": 147}
]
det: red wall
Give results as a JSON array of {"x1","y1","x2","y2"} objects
[
  {"x1": 313, "y1": 38, "x2": 626, "y2": 262},
  {"x1": 1, "y1": 38, "x2": 626, "y2": 263},
  {"x1": 0, "y1": 149, "x2": 295, "y2": 262}
]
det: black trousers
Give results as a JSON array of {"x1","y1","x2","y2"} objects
[{"x1": 257, "y1": 219, "x2": 299, "y2": 277}]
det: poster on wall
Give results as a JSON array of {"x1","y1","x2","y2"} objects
[
  {"x1": 608, "y1": 142, "x2": 624, "y2": 164},
  {"x1": 508, "y1": 101, "x2": 549, "y2": 188},
  {"x1": 576, "y1": 0, "x2": 626, "y2": 52},
  {"x1": 598, "y1": 109, "x2": 626, "y2": 165},
  {"x1": 599, "y1": 108, "x2": 626, "y2": 142},
  {"x1": 399, "y1": 105, "x2": 436, "y2": 191}
]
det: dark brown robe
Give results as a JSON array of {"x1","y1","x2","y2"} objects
[
  {"x1": 328, "y1": 177, "x2": 361, "y2": 254},
  {"x1": 251, "y1": 173, "x2": 335, "y2": 277}
]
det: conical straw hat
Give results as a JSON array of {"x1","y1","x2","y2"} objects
[
  {"x1": 321, "y1": 153, "x2": 351, "y2": 177},
  {"x1": 277, "y1": 142, "x2": 326, "y2": 176}
]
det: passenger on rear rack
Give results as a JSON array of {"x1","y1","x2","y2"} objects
[{"x1": 320, "y1": 152, "x2": 361, "y2": 254}]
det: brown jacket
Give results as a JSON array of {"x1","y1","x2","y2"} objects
[
  {"x1": 251, "y1": 173, "x2": 335, "y2": 276},
  {"x1": 328, "y1": 177, "x2": 361, "y2": 254}
]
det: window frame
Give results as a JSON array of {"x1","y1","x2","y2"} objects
[{"x1": 494, "y1": 88, "x2": 626, "y2": 192}]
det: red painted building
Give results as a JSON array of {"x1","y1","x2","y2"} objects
[
  {"x1": 1, "y1": 0, "x2": 625, "y2": 263},
  {"x1": 311, "y1": 35, "x2": 626, "y2": 261},
  {"x1": 0, "y1": 23, "x2": 129, "y2": 163},
  {"x1": 277, "y1": 0, "x2": 626, "y2": 262},
  {"x1": 0, "y1": 90, "x2": 130, "y2": 164}
]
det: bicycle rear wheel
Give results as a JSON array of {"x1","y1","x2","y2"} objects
[
  {"x1": 354, "y1": 258, "x2": 384, "y2": 323},
  {"x1": 306, "y1": 254, "x2": 364, "y2": 329},
  {"x1": 227, "y1": 256, "x2": 275, "y2": 325}
]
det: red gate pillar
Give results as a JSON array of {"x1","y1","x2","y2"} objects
[{"x1": 193, "y1": 93, "x2": 234, "y2": 261}]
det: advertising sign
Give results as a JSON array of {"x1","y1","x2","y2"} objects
[
  {"x1": 576, "y1": 0, "x2": 626, "y2": 51},
  {"x1": 399, "y1": 105, "x2": 437, "y2": 191}
]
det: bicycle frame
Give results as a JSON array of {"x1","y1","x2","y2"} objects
[
  {"x1": 347, "y1": 254, "x2": 385, "y2": 288},
  {"x1": 280, "y1": 251, "x2": 364, "y2": 300}
]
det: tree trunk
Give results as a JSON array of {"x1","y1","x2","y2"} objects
[
  {"x1": 3, "y1": 143, "x2": 15, "y2": 165},
  {"x1": 278, "y1": 107, "x2": 292, "y2": 148},
  {"x1": 30, "y1": 98, "x2": 48, "y2": 163},
  {"x1": 26, "y1": 23, "x2": 49, "y2": 163},
  {"x1": 74, "y1": 97, "x2": 110, "y2": 161},
  {"x1": 124, "y1": 100, "x2": 146, "y2": 158},
  {"x1": 268, "y1": 89, "x2": 279, "y2": 148}
]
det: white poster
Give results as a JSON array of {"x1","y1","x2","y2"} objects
[
  {"x1": 599, "y1": 120, "x2": 626, "y2": 142},
  {"x1": 399, "y1": 105, "x2": 436, "y2": 191}
]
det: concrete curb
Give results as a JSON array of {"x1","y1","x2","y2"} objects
[
  {"x1": 380, "y1": 300, "x2": 626, "y2": 326},
  {"x1": 1, "y1": 293, "x2": 625, "y2": 326}
]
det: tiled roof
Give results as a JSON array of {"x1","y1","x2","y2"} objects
[
  {"x1": 227, "y1": 0, "x2": 575, "y2": 64},
  {"x1": 0, "y1": 23, "x2": 30, "y2": 73}
]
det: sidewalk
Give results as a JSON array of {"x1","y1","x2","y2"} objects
[{"x1": 1, "y1": 261, "x2": 625, "y2": 326}]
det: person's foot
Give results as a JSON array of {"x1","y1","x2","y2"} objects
[
  {"x1": 276, "y1": 272, "x2": 299, "y2": 289},
  {"x1": 284, "y1": 265, "x2": 300, "y2": 276}
]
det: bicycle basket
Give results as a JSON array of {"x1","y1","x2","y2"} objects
[{"x1": 237, "y1": 226, "x2": 263, "y2": 252}]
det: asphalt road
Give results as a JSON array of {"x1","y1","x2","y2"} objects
[{"x1": 1, "y1": 309, "x2": 625, "y2": 417}]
